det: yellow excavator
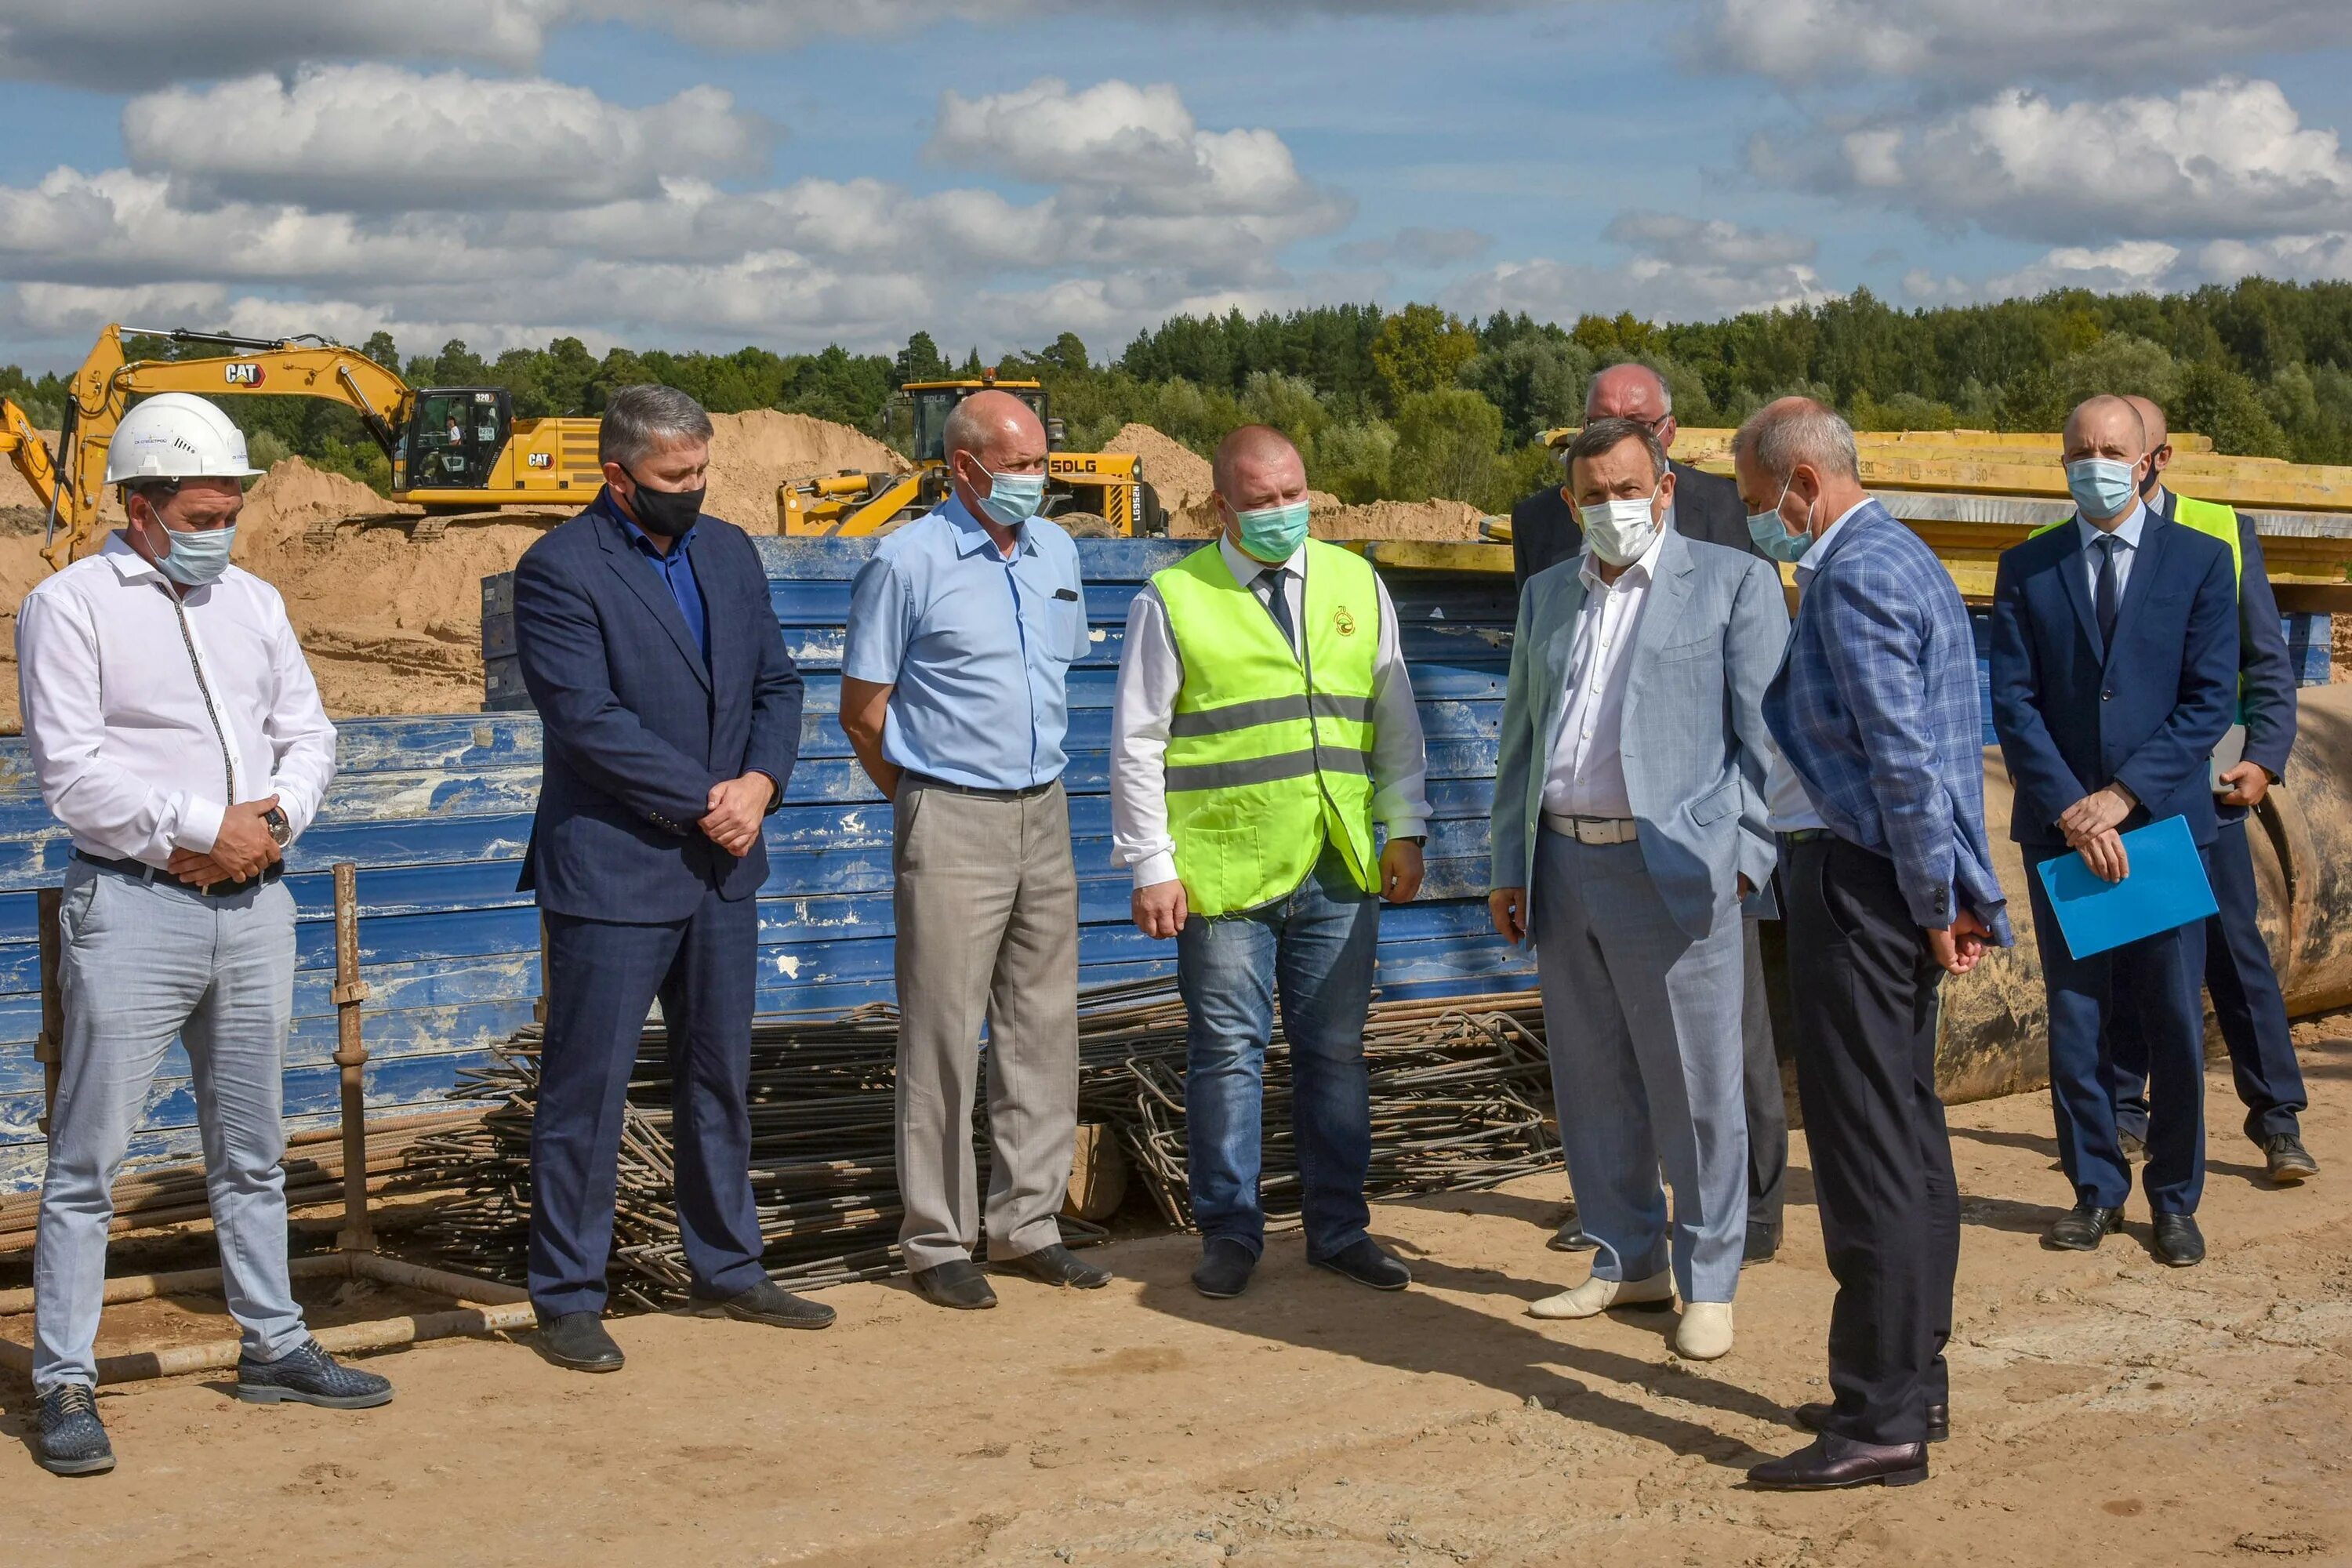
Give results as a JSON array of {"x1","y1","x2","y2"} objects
[
  {"x1": 4, "y1": 323, "x2": 604, "y2": 568},
  {"x1": 779, "y1": 372, "x2": 1164, "y2": 537}
]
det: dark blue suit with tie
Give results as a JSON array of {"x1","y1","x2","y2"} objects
[
  {"x1": 1990, "y1": 504, "x2": 2237, "y2": 1217},
  {"x1": 514, "y1": 488, "x2": 804, "y2": 1316},
  {"x1": 2110, "y1": 492, "x2": 2308, "y2": 1149}
]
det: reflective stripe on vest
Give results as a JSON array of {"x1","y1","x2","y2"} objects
[{"x1": 1153, "y1": 539, "x2": 1381, "y2": 916}]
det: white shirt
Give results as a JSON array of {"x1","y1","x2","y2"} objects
[
  {"x1": 1541, "y1": 527, "x2": 1667, "y2": 819},
  {"x1": 16, "y1": 532, "x2": 337, "y2": 867},
  {"x1": 1769, "y1": 497, "x2": 1873, "y2": 833},
  {"x1": 2077, "y1": 501, "x2": 2147, "y2": 608},
  {"x1": 1110, "y1": 534, "x2": 1431, "y2": 889}
]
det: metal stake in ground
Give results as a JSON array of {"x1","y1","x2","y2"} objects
[{"x1": 332, "y1": 862, "x2": 376, "y2": 1254}]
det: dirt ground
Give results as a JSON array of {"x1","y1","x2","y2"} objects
[{"x1": 4, "y1": 1032, "x2": 2349, "y2": 1566}]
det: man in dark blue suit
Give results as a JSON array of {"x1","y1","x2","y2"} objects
[
  {"x1": 2107, "y1": 396, "x2": 2318, "y2": 1185},
  {"x1": 1991, "y1": 394, "x2": 2239, "y2": 1269},
  {"x1": 514, "y1": 384, "x2": 831, "y2": 1370}
]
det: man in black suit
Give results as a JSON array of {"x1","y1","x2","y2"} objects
[
  {"x1": 1508, "y1": 361, "x2": 1791, "y2": 1267},
  {"x1": 514, "y1": 383, "x2": 836, "y2": 1373}
]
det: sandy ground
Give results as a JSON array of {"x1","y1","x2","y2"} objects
[{"x1": 4, "y1": 1029, "x2": 2349, "y2": 1566}]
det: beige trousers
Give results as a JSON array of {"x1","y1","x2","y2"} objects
[{"x1": 892, "y1": 779, "x2": 1081, "y2": 1271}]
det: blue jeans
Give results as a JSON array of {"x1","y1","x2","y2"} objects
[
  {"x1": 36, "y1": 860, "x2": 308, "y2": 1392},
  {"x1": 1176, "y1": 844, "x2": 1378, "y2": 1258}
]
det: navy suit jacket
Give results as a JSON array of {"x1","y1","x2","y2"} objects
[
  {"x1": 514, "y1": 489, "x2": 804, "y2": 920},
  {"x1": 1989, "y1": 508, "x2": 2238, "y2": 851}
]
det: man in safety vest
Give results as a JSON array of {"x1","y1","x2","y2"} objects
[
  {"x1": 2107, "y1": 395, "x2": 2318, "y2": 1185},
  {"x1": 1110, "y1": 425, "x2": 1431, "y2": 1300}
]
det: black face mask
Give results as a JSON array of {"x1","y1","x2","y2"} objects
[{"x1": 622, "y1": 469, "x2": 705, "y2": 538}]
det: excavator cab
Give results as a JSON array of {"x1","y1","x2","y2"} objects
[
  {"x1": 397, "y1": 388, "x2": 513, "y2": 490},
  {"x1": 907, "y1": 383, "x2": 1053, "y2": 463}
]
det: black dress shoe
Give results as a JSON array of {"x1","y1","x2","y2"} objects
[
  {"x1": 1748, "y1": 1433, "x2": 1928, "y2": 1490},
  {"x1": 910, "y1": 1259, "x2": 999, "y2": 1309},
  {"x1": 1310, "y1": 1238, "x2": 1412, "y2": 1291},
  {"x1": 1548, "y1": 1218, "x2": 1595, "y2": 1253},
  {"x1": 996, "y1": 1243, "x2": 1111, "y2": 1289},
  {"x1": 1742, "y1": 1225, "x2": 1780, "y2": 1268},
  {"x1": 2263, "y1": 1134, "x2": 2320, "y2": 1185},
  {"x1": 2152, "y1": 1212, "x2": 2205, "y2": 1267},
  {"x1": 1192, "y1": 1237, "x2": 1258, "y2": 1299},
  {"x1": 1795, "y1": 1400, "x2": 1947, "y2": 1444},
  {"x1": 2043, "y1": 1204, "x2": 2124, "y2": 1250},
  {"x1": 691, "y1": 1277, "x2": 837, "y2": 1329},
  {"x1": 535, "y1": 1311, "x2": 625, "y2": 1373}
]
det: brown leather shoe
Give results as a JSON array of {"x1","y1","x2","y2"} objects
[
  {"x1": 1795, "y1": 1401, "x2": 1947, "y2": 1443},
  {"x1": 1748, "y1": 1433, "x2": 1928, "y2": 1490}
]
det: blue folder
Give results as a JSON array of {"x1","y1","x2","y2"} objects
[{"x1": 2034, "y1": 815, "x2": 2219, "y2": 961}]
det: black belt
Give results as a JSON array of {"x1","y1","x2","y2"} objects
[
  {"x1": 901, "y1": 772, "x2": 1057, "y2": 801},
  {"x1": 75, "y1": 850, "x2": 285, "y2": 897}
]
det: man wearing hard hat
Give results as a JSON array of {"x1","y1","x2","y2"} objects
[{"x1": 15, "y1": 393, "x2": 391, "y2": 1477}]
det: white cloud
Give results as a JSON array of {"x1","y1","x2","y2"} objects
[
  {"x1": 0, "y1": 0, "x2": 563, "y2": 86},
  {"x1": 1690, "y1": 0, "x2": 2352, "y2": 88},
  {"x1": 1444, "y1": 212, "x2": 1828, "y2": 324},
  {"x1": 0, "y1": 74, "x2": 1343, "y2": 365},
  {"x1": 1904, "y1": 234, "x2": 2352, "y2": 307},
  {"x1": 123, "y1": 67, "x2": 768, "y2": 212},
  {"x1": 1758, "y1": 78, "x2": 2352, "y2": 246}
]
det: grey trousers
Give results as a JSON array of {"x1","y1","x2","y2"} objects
[
  {"x1": 893, "y1": 779, "x2": 1080, "y2": 1272},
  {"x1": 35, "y1": 860, "x2": 307, "y2": 1392},
  {"x1": 1534, "y1": 830, "x2": 1750, "y2": 1304}
]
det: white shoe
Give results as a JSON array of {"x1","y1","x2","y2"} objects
[
  {"x1": 1527, "y1": 1269, "x2": 1674, "y2": 1320},
  {"x1": 1675, "y1": 1301, "x2": 1734, "y2": 1360}
]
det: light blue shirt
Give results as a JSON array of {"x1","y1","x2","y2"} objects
[
  {"x1": 841, "y1": 494, "x2": 1092, "y2": 790},
  {"x1": 2076, "y1": 500, "x2": 2147, "y2": 606}
]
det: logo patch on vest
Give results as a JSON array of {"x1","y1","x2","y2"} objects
[{"x1": 1333, "y1": 606, "x2": 1357, "y2": 637}]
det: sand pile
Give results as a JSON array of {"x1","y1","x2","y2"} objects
[
  {"x1": 1111, "y1": 422, "x2": 1479, "y2": 543},
  {"x1": 1104, "y1": 423, "x2": 1214, "y2": 517},
  {"x1": 702, "y1": 409, "x2": 907, "y2": 533}
]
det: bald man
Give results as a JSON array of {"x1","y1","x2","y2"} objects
[
  {"x1": 2103, "y1": 397, "x2": 2317, "y2": 1185},
  {"x1": 1110, "y1": 424, "x2": 1430, "y2": 1300},
  {"x1": 842, "y1": 390, "x2": 1106, "y2": 1310},
  {"x1": 1991, "y1": 394, "x2": 2238, "y2": 1269},
  {"x1": 1512, "y1": 361, "x2": 1794, "y2": 1265}
]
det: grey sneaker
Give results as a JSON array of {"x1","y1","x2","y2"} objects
[
  {"x1": 235, "y1": 1338, "x2": 394, "y2": 1409},
  {"x1": 38, "y1": 1385, "x2": 114, "y2": 1475}
]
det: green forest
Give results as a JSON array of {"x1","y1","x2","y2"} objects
[{"x1": 8, "y1": 278, "x2": 2352, "y2": 513}]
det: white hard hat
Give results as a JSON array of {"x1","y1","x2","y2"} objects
[{"x1": 103, "y1": 392, "x2": 263, "y2": 484}]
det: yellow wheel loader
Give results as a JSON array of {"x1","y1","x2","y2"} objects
[{"x1": 779, "y1": 372, "x2": 1164, "y2": 537}]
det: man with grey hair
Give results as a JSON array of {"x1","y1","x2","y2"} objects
[
  {"x1": 1738, "y1": 396, "x2": 2008, "y2": 1489},
  {"x1": 1508, "y1": 362, "x2": 1795, "y2": 1267},
  {"x1": 840, "y1": 389, "x2": 1105, "y2": 1311},
  {"x1": 1489, "y1": 417, "x2": 1787, "y2": 1360},
  {"x1": 514, "y1": 383, "x2": 829, "y2": 1373}
]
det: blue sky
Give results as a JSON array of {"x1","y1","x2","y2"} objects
[{"x1": 2, "y1": 1, "x2": 2350, "y2": 372}]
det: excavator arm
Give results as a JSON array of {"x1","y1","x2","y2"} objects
[
  {"x1": 1, "y1": 395, "x2": 61, "y2": 533},
  {"x1": 41, "y1": 323, "x2": 419, "y2": 568}
]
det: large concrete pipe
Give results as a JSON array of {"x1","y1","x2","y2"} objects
[{"x1": 1936, "y1": 681, "x2": 2352, "y2": 1104}]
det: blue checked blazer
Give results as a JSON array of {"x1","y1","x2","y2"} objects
[{"x1": 1762, "y1": 501, "x2": 2012, "y2": 941}]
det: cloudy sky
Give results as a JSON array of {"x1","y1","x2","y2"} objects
[{"x1": 2, "y1": 1, "x2": 2350, "y2": 371}]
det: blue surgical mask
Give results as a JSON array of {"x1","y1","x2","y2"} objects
[
  {"x1": 1236, "y1": 499, "x2": 1312, "y2": 561},
  {"x1": 156, "y1": 522, "x2": 238, "y2": 586},
  {"x1": 1746, "y1": 477, "x2": 1815, "y2": 564},
  {"x1": 976, "y1": 469, "x2": 1047, "y2": 528},
  {"x1": 2067, "y1": 457, "x2": 2140, "y2": 520}
]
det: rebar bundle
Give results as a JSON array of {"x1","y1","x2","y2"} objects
[{"x1": 415, "y1": 985, "x2": 1559, "y2": 1305}]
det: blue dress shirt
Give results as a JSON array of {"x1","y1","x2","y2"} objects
[
  {"x1": 841, "y1": 494, "x2": 1091, "y2": 790},
  {"x1": 615, "y1": 503, "x2": 708, "y2": 664}
]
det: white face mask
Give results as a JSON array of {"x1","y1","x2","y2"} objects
[{"x1": 1577, "y1": 488, "x2": 1661, "y2": 566}]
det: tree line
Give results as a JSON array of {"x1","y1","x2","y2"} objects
[{"x1": 5, "y1": 278, "x2": 2351, "y2": 512}]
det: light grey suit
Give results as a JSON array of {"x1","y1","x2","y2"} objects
[{"x1": 1490, "y1": 526, "x2": 1788, "y2": 1302}]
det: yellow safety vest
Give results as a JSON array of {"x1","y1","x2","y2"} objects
[{"x1": 1153, "y1": 539, "x2": 1381, "y2": 916}]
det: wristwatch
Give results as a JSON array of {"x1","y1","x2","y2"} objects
[{"x1": 263, "y1": 805, "x2": 292, "y2": 848}]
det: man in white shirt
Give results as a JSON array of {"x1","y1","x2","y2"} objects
[
  {"x1": 1110, "y1": 424, "x2": 1428, "y2": 1301},
  {"x1": 1488, "y1": 418, "x2": 1788, "y2": 1361},
  {"x1": 15, "y1": 394, "x2": 388, "y2": 1478}
]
